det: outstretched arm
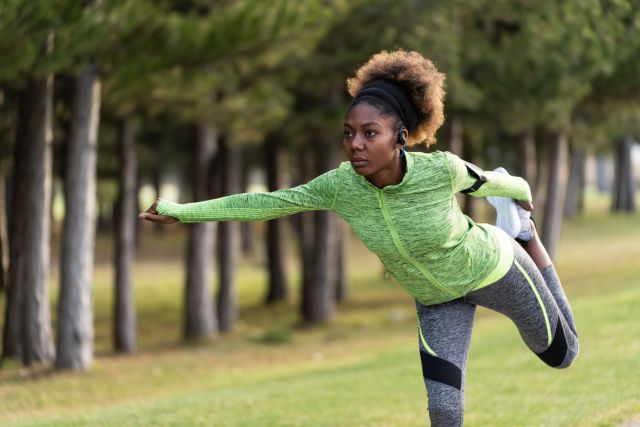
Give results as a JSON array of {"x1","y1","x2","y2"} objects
[
  {"x1": 139, "y1": 169, "x2": 338, "y2": 224},
  {"x1": 445, "y1": 152, "x2": 533, "y2": 203}
]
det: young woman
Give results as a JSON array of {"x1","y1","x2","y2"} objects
[{"x1": 140, "y1": 50, "x2": 579, "y2": 426}]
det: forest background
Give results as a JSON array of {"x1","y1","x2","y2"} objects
[{"x1": 0, "y1": 1, "x2": 639, "y2": 426}]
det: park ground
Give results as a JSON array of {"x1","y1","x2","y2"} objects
[{"x1": 1, "y1": 192, "x2": 639, "y2": 426}]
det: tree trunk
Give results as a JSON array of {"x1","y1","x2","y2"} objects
[
  {"x1": 134, "y1": 175, "x2": 142, "y2": 249},
  {"x1": 151, "y1": 166, "x2": 164, "y2": 235},
  {"x1": 216, "y1": 135, "x2": 240, "y2": 333},
  {"x1": 0, "y1": 86, "x2": 7, "y2": 291},
  {"x1": 184, "y1": 123, "x2": 218, "y2": 340},
  {"x1": 534, "y1": 139, "x2": 549, "y2": 216},
  {"x1": 541, "y1": 131, "x2": 569, "y2": 260},
  {"x1": 56, "y1": 63, "x2": 101, "y2": 370},
  {"x1": 447, "y1": 115, "x2": 463, "y2": 156},
  {"x1": 240, "y1": 223, "x2": 253, "y2": 256},
  {"x1": 239, "y1": 157, "x2": 253, "y2": 256},
  {"x1": 563, "y1": 145, "x2": 585, "y2": 219},
  {"x1": 2, "y1": 70, "x2": 56, "y2": 365},
  {"x1": 611, "y1": 135, "x2": 636, "y2": 212},
  {"x1": 264, "y1": 138, "x2": 289, "y2": 304},
  {"x1": 595, "y1": 154, "x2": 611, "y2": 193},
  {"x1": 2, "y1": 109, "x2": 27, "y2": 362},
  {"x1": 306, "y1": 211, "x2": 338, "y2": 324},
  {"x1": 301, "y1": 142, "x2": 337, "y2": 325},
  {"x1": 0, "y1": 169, "x2": 8, "y2": 293},
  {"x1": 298, "y1": 152, "x2": 317, "y2": 323},
  {"x1": 334, "y1": 220, "x2": 347, "y2": 303},
  {"x1": 113, "y1": 116, "x2": 137, "y2": 353},
  {"x1": 517, "y1": 129, "x2": 537, "y2": 189}
]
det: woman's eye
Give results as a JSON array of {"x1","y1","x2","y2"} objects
[
  {"x1": 365, "y1": 130, "x2": 377, "y2": 137},
  {"x1": 343, "y1": 130, "x2": 352, "y2": 138}
]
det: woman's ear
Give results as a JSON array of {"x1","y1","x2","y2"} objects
[{"x1": 396, "y1": 126, "x2": 408, "y2": 147}]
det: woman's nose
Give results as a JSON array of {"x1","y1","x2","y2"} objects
[{"x1": 349, "y1": 135, "x2": 365, "y2": 151}]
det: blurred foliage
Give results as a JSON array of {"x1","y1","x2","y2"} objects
[{"x1": 1, "y1": 0, "x2": 639, "y2": 181}]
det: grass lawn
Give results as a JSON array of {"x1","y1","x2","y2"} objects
[{"x1": 1, "y1": 197, "x2": 639, "y2": 426}]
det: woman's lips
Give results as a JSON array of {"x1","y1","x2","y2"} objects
[{"x1": 351, "y1": 158, "x2": 368, "y2": 168}]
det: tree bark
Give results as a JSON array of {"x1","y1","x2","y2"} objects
[
  {"x1": 2, "y1": 106, "x2": 27, "y2": 362},
  {"x1": 541, "y1": 131, "x2": 569, "y2": 260},
  {"x1": 2, "y1": 70, "x2": 56, "y2": 365},
  {"x1": 56, "y1": 63, "x2": 101, "y2": 370},
  {"x1": 134, "y1": 175, "x2": 142, "y2": 249},
  {"x1": 563, "y1": 145, "x2": 585, "y2": 219},
  {"x1": 334, "y1": 220, "x2": 347, "y2": 303},
  {"x1": 517, "y1": 129, "x2": 537, "y2": 189},
  {"x1": 0, "y1": 86, "x2": 7, "y2": 291},
  {"x1": 595, "y1": 154, "x2": 611, "y2": 193},
  {"x1": 534, "y1": 139, "x2": 549, "y2": 217},
  {"x1": 300, "y1": 142, "x2": 337, "y2": 325},
  {"x1": 298, "y1": 152, "x2": 317, "y2": 323},
  {"x1": 611, "y1": 135, "x2": 636, "y2": 212},
  {"x1": 264, "y1": 138, "x2": 289, "y2": 304},
  {"x1": 306, "y1": 210, "x2": 338, "y2": 324},
  {"x1": 447, "y1": 115, "x2": 463, "y2": 156},
  {"x1": 113, "y1": 116, "x2": 137, "y2": 353},
  {"x1": 216, "y1": 135, "x2": 240, "y2": 333},
  {"x1": 239, "y1": 157, "x2": 253, "y2": 256},
  {"x1": 151, "y1": 166, "x2": 164, "y2": 235},
  {"x1": 184, "y1": 123, "x2": 218, "y2": 340},
  {"x1": 0, "y1": 169, "x2": 8, "y2": 293}
]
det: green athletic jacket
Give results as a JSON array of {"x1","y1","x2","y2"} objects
[{"x1": 156, "y1": 151, "x2": 532, "y2": 306}]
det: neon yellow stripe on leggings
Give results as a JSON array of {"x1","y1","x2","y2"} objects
[
  {"x1": 417, "y1": 320, "x2": 437, "y2": 356},
  {"x1": 514, "y1": 259, "x2": 552, "y2": 347}
]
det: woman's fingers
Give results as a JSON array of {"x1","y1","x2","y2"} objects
[
  {"x1": 138, "y1": 212, "x2": 178, "y2": 224},
  {"x1": 139, "y1": 198, "x2": 178, "y2": 223},
  {"x1": 517, "y1": 200, "x2": 534, "y2": 211}
]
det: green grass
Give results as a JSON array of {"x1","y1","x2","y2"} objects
[{"x1": 1, "y1": 197, "x2": 639, "y2": 426}]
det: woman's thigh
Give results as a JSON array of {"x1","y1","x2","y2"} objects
[{"x1": 465, "y1": 242, "x2": 578, "y2": 367}]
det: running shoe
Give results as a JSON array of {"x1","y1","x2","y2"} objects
[{"x1": 486, "y1": 167, "x2": 528, "y2": 239}]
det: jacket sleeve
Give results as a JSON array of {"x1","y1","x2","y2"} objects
[
  {"x1": 156, "y1": 169, "x2": 339, "y2": 223},
  {"x1": 444, "y1": 152, "x2": 532, "y2": 202}
]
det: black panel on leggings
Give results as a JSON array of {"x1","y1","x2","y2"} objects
[
  {"x1": 536, "y1": 318, "x2": 568, "y2": 368},
  {"x1": 419, "y1": 350, "x2": 462, "y2": 390}
]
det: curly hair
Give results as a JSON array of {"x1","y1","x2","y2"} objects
[{"x1": 346, "y1": 50, "x2": 446, "y2": 148}]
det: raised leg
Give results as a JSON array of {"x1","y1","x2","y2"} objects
[
  {"x1": 467, "y1": 241, "x2": 579, "y2": 368},
  {"x1": 517, "y1": 219, "x2": 577, "y2": 334}
]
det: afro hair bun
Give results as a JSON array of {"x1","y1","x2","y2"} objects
[{"x1": 347, "y1": 50, "x2": 446, "y2": 148}]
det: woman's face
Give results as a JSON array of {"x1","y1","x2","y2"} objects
[{"x1": 343, "y1": 102, "x2": 402, "y2": 184}]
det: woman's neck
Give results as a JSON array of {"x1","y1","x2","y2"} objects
[{"x1": 367, "y1": 155, "x2": 406, "y2": 188}]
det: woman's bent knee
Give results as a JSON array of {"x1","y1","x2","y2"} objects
[
  {"x1": 556, "y1": 337, "x2": 579, "y2": 369},
  {"x1": 536, "y1": 319, "x2": 579, "y2": 369}
]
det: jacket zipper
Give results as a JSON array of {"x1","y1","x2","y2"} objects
[{"x1": 375, "y1": 190, "x2": 459, "y2": 298}]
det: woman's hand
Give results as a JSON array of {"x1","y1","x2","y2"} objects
[
  {"x1": 517, "y1": 200, "x2": 534, "y2": 211},
  {"x1": 138, "y1": 198, "x2": 179, "y2": 224}
]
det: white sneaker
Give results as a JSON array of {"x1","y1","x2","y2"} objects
[
  {"x1": 515, "y1": 204, "x2": 533, "y2": 241},
  {"x1": 486, "y1": 167, "x2": 521, "y2": 239}
]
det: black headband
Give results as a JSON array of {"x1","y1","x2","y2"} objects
[{"x1": 352, "y1": 79, "x2": 418, "y2": 133}]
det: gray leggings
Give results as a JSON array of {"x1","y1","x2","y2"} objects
[{"x1": 416, "y1": 240, "x2": 579, "y2": 426}]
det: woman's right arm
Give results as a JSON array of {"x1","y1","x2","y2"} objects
[{"x1": 143, "y1": 169, "x2": 339, "y2": 224}]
